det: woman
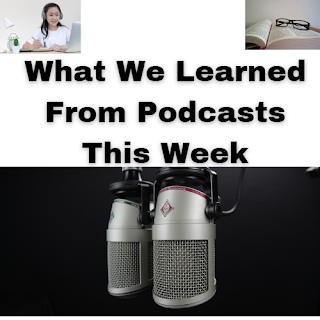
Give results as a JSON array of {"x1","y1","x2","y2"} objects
[{"x1": 22, "y1": 3, "x2": 70, "y2": 51}]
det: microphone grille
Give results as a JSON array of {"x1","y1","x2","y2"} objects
[
  {"x1": 153, "y1": 240, "x2": 209, "y2": 300},
  {"x1": 108, "y1": 242, "x2": 140, "y2": 288},
  {"x1": 148, "y1": 241, "x2": 153, "y2": 281}
]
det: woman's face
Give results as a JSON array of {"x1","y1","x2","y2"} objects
[{"x1": 46, "y1": 6, "x2": 60, "y2": 29}]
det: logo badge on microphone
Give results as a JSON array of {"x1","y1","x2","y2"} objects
[{"x1": 160, "y1": 199, "x2": 174, "y2": 217}]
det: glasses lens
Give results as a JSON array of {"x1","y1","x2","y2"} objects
[
  {"x1": 293, "y1": 20, "x2": 309, "y2": 30},
  {"x1": 294, "y1": 23, "x2": 309, "y2": 30},
  {"x1": 293, "y1": 20, "x2": 309, "y2": 25},
  {"x1": 277, "y1": 18, "x2": 289, "y2": 26}
]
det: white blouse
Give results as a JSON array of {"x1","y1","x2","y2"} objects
[{"x1": 27, "y1": 26, "x2": 70, "y2": 48}]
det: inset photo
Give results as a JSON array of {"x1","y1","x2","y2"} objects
[
  {"x1": 1, "y1": 167, "x2": 320, "y2": 315},
  {"x1": 245, "y1": 0, "x2": 320, "y2": 49},
  {"x1": 0, "y1": 0, "x2": 81, "y2": 54}
]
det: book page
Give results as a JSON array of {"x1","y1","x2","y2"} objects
[
  {"x1": 246, "y1": 20, "x2": 272, "y2": 47},
  {"x1": 268, "y1": 24, "x2": 320, "y2": 46}
]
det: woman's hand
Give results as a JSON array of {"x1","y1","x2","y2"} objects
[
  {"x1": 33, "y1": 40, "x2": 42, "y2": 50},
  {"x1": 51, "y1": 44, "x2": 68, "y2": 51}
]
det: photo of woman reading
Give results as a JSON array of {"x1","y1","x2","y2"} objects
[{"x1": 22, "y1": 3, "x2": 70, "y2": 51}]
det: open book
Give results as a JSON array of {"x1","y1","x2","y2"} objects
[{"x1": 246, "y1": 20, "x2": 320, "y2": 49}]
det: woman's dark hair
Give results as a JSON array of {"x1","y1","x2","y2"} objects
[{"x1": 41, "y1": 3, "x2": 64, "y2": 39}]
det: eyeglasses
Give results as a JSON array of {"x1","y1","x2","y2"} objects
[{"x1": 276, "y1": 18, "x2": 310, "y2": 30}]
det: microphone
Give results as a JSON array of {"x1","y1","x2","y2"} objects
[
  {"x1": 306, "y1": 167, "x2": 320, "y2": 178},
  {"x1": 152, "y1": 168, "x2": 222, "y2": 308},
  {"x1": 107, "y1": 167, "x2": 153, "y2": 298}
]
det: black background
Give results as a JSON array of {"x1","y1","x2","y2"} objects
[{"x1": 1, "y1": 167, "x2": 320, "y2": 315}]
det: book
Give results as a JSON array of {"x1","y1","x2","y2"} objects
[{"x1": 246, "y1": 19, "x2": 320, "y2": 49}]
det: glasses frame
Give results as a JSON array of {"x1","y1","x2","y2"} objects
[{"x1": 276, "y1": 18, "x2": 310, "y2": 30}]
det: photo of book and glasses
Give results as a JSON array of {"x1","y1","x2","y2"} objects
[{"x1": 245, "y1": 0, "x2": 320, "y2": 49}]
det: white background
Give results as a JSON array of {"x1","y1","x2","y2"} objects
[
  {"x1": 0, "y1": 0, "x2": 319, "y2": 167},
  {"x1": 246, "y1": 0, "x2": 320, "y2": 28}
]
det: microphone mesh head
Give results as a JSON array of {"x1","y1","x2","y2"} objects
[
  {"x1": 148, "y1": 241, "x2": 153, "y2": 281},
  {"x1": 153, "y1": 240, "x2": 209, "y2": 300},
  {"x1": 108, "y1": 242, "x2": 140, "y2": 288}
]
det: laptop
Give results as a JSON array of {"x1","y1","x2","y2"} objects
[{"x1": 64, "y1": 21, "x2": 81, "y2": 53}]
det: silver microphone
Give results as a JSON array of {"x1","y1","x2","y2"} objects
[
  {"x1": 107, "y1": 168, "x2": 153, "y2": 298},
  {"x1": 152, "y1": 168, "x2": 221, "y2": 308}
]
